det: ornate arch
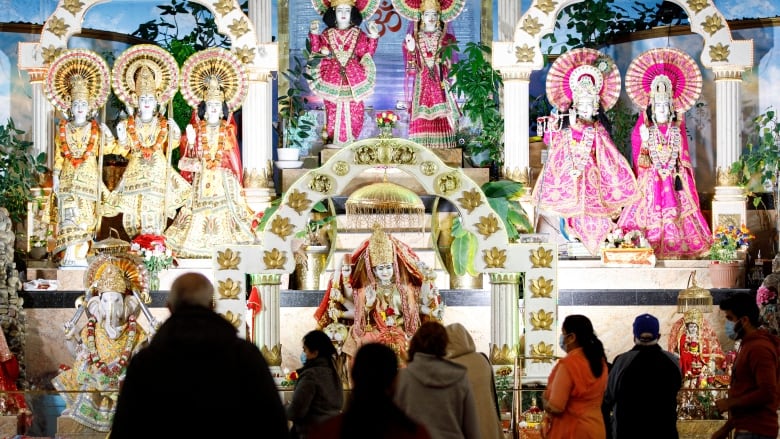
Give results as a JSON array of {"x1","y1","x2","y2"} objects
[{"x1": 38, "y1": 0, "x2": 268, "y2": 67}]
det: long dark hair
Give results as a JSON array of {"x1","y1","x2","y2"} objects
[
  {"x1": 197, "y1": 100, "x2": 229, "y2": 121},
  {"x1": 323, "y1": 6, "x2": 363, "y2": 29},
  {"x1": 562, "y1": 314, "x2": 606, "y2": 378},
  {"x1": 341, "y1": 343, "x2": 420, "y2": 438},
  {"x1": 301, "y1": 330, "x2": 341, "y2": 387}
]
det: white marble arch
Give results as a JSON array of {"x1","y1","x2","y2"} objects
[{"x1": 494, "y1": 0, "x2": 754, "y2": 186}]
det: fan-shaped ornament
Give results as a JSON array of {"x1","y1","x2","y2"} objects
[
  {"x1": 83, "y1": 253, "x2": 148, "y2": 299},
  {"x1": 180, "y1": 48, "x2": 249, "y2": 113},
  {"x1": 112, "y1": 44, "x2": 179, "y2": 108},
  {"x1": 625, "y1": 47, "x2": 702, "y2": 113},
  {"x1": 391, "y1": 0, "x2": 466, "y2": 23},
  {"x1": 311, "y1": 0, "x2": 381, "y2": 20},
  {"x1": 44, "y1": 49, "x2": 111, "y2": 115},
  {"x1": 546, "y1": 48, "x2": 621, "y2": 112}
]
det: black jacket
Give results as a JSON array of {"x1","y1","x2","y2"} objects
[{"x1": 110, "y1": 305, "x2": 288, "y2": 438}]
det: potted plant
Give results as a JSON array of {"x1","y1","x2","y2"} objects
[
  {"x1": 277, "y1": 42, "x2": 322, "y2": 164},
  {"x1": 446, "y1": 42, "x2": 504, "y2": 172},
  {"x1": 729, "y1": 107, "x2": 780, "y2": 206},
  {"x1": 0, "y1": 118, "x2": 48, "y2": 224},
  {"x1": 708, "y1": 224, "x2": 754, "y2": 288}
]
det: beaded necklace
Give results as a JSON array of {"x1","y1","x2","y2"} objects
[
  {"x1": 85, "y1": 314, "x2": 138, "y2": 381},
  {"x1": 197, "y1": 120, "x2": 227, "y2": 170},
  {"x1": 646, "y1": 122, "x2": 681, "y2": 178},
  {"x1": 564, "y1": 125, "x2": 596, "y2": 178},
  {"x1": 418, "y1": 29, "x2": 442, "y2": 70},
  {"x1": 326, "y1": 27, "x2": 359, "y2": 66},
  {"x1": 58, "y1": 119, "x2": 99, "y2": 168},
  {"x1": 127, "y1": 115, "x2": 168, "y2": 160}
]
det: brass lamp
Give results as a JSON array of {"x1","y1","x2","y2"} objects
[
  {"x1": 677, "y1": 271, "x2": 714, "y2": 314},
  {"x1": 345, "y1": 181, "x2": 425, "y2": 233}
]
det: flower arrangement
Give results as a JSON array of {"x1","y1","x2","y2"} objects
[
  {"x1": 376, "y1": 111, "x2": 398, "y2": 128},
  {"x1": 603, "y1": 227, "x2": 650, "y2": 249},
  {"x1": 494, "y1": 366, "x2": 513, "y2": 411},
  {"x1": 130, "y1": 234, "x2": 174, "y2": 292},
  {"x1": 757, "y1": 285, "x2": 778, "y2": 307},
  {"x1": 708, "y1": 224, "x2": 754, "y2": 262},
  {"x1": 280, "y1": 369, "x2": 298, "y2": 387}
]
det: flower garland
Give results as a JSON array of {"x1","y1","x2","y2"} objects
[
  {"x1": 58, "y1": 119, "x2": 99, "y2": 168},
  {"x1": 85, "y1": 315, "x2": 137, "y2": 380},
  {"x1": 127, "y1": 115, "x2": 168, "y2": 160},
  {"x1": 197, "y1": 120, "x2": 226, "y2": 171},
  {"x1": 565, "y1": 126, "x2": 596, "y2": 178},
  {"x1": 757, "y1": 285, "x2": 777, "y2": 307},
  {"x1": 646, "y1": 123, "x2": 681, "y2": 178}
]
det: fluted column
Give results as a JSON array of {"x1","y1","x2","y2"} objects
[
  {"x1": 25, "y1": 68, "x2": 52, "y2": 167},
  {"x1": 496, "y1": 0, "x2": 520, "y2": 41},
  {"x1": 501, "y1": 69, "x2": 532, "y2": 184},
  {"x1": 250, "y1": 273, "x2": 282, "y2": 367},
  {"x1": 489, "y1": 273, "x2": 522, "y2": 365}
]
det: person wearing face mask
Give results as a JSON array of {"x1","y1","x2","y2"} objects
[
  {"x1": 617, "y1": 48, "x2": 711, "y2": 258},
  {"x1": 287, "y1": 330, "x2": 344, "y2": 439},
  {"x1": 308, "y1": 0, "x2": 381, "y2": 146},
  {"x1": 711, "y1": 293, "x2": 780, "y2": 439},
  {"x1": 163, "y1": 48, "x2": 256, "y2": 258},
  {"x1": 532, "y1": 49, "x2": 638, "y2": 256},
  {"x1": 542, "y1": 314, "x2": 609, "y2": 439}
]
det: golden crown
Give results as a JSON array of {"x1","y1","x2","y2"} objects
[
  {"x1": 651, "y1": 74, "x2": 673, "y2": 106},
  {"x1": 69, "y1": 74, "x2": 90, "y2": 102},
  {"x1": 94, "y1": 263, "x2": 127, "y2": 295},
  {"x1": 368, "y1": 224, "x2": 393, "y2": 267},
  {"x1": 331, "y1": 0, "x2": 356, "y2": 7},
  {"x1": 135, "y1": 65, "x2": 157, "y2": 97},
  {"x1": 420, "y1": 0, "x2": 441, "y2": 11},
  {"x1": 204, "y1": 76, "x2": 224, "y2": 102}
]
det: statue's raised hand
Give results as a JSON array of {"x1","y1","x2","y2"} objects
[
  {"x1": 310, "y1": 20, "x2": 320, "y2": 35},
  {"x1": 366, "y1": 20, "x2": 379, "y2": 38},
  {"x1": 186, "y1": 124, "x2": 196, "y2": 145},
  {"x1": 405, "y1": 34, "x2": 415, "y2": 52}
]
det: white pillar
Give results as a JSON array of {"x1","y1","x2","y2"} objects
[
  {"x1": 250, "y1": 273, "x2": 282, "y2": 367},
  {"x1": 489, "y1": 273, "x2": 522, "y2": 365},
  {"x1": 502, "y1": 70, "x2": 531, "y2": 183},
  {"x1": 496, "y1": 0, "x2": 520, "y2": 41},
  {"x1": 25, "y1": 68, "x2": 53, "y2": 167}
]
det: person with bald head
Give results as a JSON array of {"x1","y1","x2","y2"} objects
[{"x1": 109, "y1": 272, "x2": 287, "y2": 438}]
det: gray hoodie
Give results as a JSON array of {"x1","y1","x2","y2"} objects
[{"x1": 394, "y1": 352, "x2": 480, "y2": 439}]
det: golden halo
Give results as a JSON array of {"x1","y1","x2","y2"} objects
[
  {"x1": 112, "y1": 44, "x2": 179, "y2": 107},
  {"x1": 44, "y1": 49, "x2": 110, "y2": 114},
  {"x1": 83, "y1": 253, "x2": 148, "y2": 298},
  {"x1": 180, "y1": 48, "x2": 248, "y2": 113}
]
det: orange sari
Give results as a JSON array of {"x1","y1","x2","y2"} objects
[{"x1": 542, "y1": 348, "x2": 607, "y2": 439}]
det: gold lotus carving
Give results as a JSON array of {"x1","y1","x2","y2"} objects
[
  {"x1": 309, "y1": 173, "x2": 333, "y2": 194},
  {"x1": 521, "y1": 17, "x2": 543, "y2": 37},
  {"x1": 234, "y1": 46, "x2": 255, "y2": 64},
  {"x1": 333, "y1": 161, "x2": 350, "y2": 176},
  {"x1": 489, "y1": 343, "x2": 517, "y2": 365},
  {"x1": 217, "y1": 248, "x2": 241, "y2": 270},
  {"x1": 261, "y1": 343, "x2": 283, "y2": 366},
  {"x1": 263, "y1": 248, "x2": 287, "y2": 269},
  {"x1": 354, "y1": 145, "x2": 378, "y2": 164},
  {"x1": 214, "y1": 0, "x2": 235, "y2": 15},
  {"x1": 228, "y1": 18, "x2": 250, "y2": 38},
  {"x1": 709, "y1": 43, "x2": 730, "y2": 62},
  {"x1": 391, "y1": 145, "x2": 416, "y2": 164},
  {"x1": 702, "y1": 14, "x2": 724, "y2": 35},
  {"x1": 530, "y1": 247, "x2": 553, "y2": 268},
  {"x1": 42, "y1": 46, "x2": 64, "y2": 64},
  {"x1": 515, "y1": 44, "x2": 536, "y2": 63},
  {"x1": 530, "y1": 276, "x2": 554, "y2": 298},
  {"x1": 476, "y1": 214, "x2": 500, "y2": 238},
  {"x1": 218, "y1": 278, "x2": 242, "y2": 299},
  {"x1": 221, "y1": 310, "x2": 242, "y2": 329},
  {"x1": 457, "y1": 188, "x2": 483, "y2": 213},
  {"x1": 483, "y1": 247, "x2": 507, "y2": 268},
  {"x1": 420, "y1": 161, "x2": 437, "y2": 176},
  {"x1": 63, "y1": 0, "x2": 85, "y2": 15},
  {"x1": 530, "y1": 309, "x2": 554, "y2": 330},
  {"x1": 270, "y1": 216, "x2": 294, "y2": 240},
  {"x1": 47, "y1": 16, "x2": 69, "y2": 38},
  {"x1": 687, "y1": 0, "x2": 708, "y2": 14},
  {"x1": 287, "y1": 189, "x2": 312, "y2": 214},
  {"x1": 535, "y1": 0, "x2": 558, "y2": 14},
  {"x1": 530, "y1": 341, "x2": 556, "y2": 363},
  {"x1": 436, "y1": 172, "x2": 461, "y2": 195}
]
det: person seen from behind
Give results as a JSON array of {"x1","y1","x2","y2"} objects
[
  {"x1": 315, "y1": 342, "x2": 431, "y2": 439},
  {"x1": 109, "y1": 272, "x2": 288, "y2": 438},
  {"x1": 542, "y1": 314, "x2": 608, "y2": 439},
  {"x1": 394, "y1": 321, "x2": 480, "y2": 439},
  {"x1": 445, "y1": 322, "x2": 504, "y2": 439},
  {"x1": 287, "y1": 329, "x2": 343, "y2": 439},
  {"x1": 711, "y1": 293, "x2": 780, "y2": 439},
  {"x1": 604, "y1": 313, "x2": 681, "y2": 439}
]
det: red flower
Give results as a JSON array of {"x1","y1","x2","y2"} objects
[
  {"x1": 132, "y1": 233, "x2": 166, "y2": 251},
  {"x1": 288, "y1": 371, "x2": 298, "y2": 381},
  {"x1": 386, "y1": 307, "x2": 395, "y2": 317}
]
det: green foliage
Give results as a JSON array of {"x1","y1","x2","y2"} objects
[
  {"x1": 730, "y1": 107, "x2": 780, "y2": 198},
  {"x1": 606, "y1": 101, "x2": 640, "y2": 162},
  {"x1": 278, "y1": 43, "x2": 323, "y2": 149},
  {"x1": 0, "y1": 119, "x2": 48, "y2": 223},
  {"x1": 445, "y1": 42, "x2": 504, "y2": 166}
]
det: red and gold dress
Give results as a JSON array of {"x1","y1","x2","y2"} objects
[{"x1": 308, "y1": 26, "x2": 379, "y2": 145}]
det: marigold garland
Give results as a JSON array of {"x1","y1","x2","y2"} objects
[
  {"x1": 85, "y1": 314, "x2": 138, "y2": 382},
  {"x1": 197, "y1": 120, "x2": 227, "y2": 171},
  {"x1": 58, "y1": 119, "x2": 99, "y2": 168},
  {"x1": 127, "y1": 115, "x2": 168, "y2": 160}
]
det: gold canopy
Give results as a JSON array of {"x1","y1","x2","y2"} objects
[
  {"x1": 345, "y1": 181, "x2": 425, "y2": 232},
  {"x1": 677, "y1": 271, "x2": 713, "y2": 314}
]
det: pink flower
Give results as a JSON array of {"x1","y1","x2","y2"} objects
[{"x1": 757, "y1": 285, "x2": 777, "y2": 307}]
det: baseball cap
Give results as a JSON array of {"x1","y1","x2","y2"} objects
[{"x1": 633, "y1": 313, "x2": 660, "y2": 341}]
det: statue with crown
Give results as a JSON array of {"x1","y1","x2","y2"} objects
[{"x1": 52, "y1": 253, "x2": 155, "y2": 432}]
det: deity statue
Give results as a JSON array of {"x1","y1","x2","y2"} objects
[
  {"x1": 112, "y1": 44, "x2": 191, "y2": 238},
  {"x1": 667, "y1": 309, "x2": 724, "y2": 386},
  {"x1": 532, "y1": 48, "x2": 639, "y2": 255},
  {"x1": 396, "y1": 0, "x2": 464, "y2": 149},
  {"x1": 44, "y1": 50, "x2": 116, "y2": 267},
  {"x1": 618, "y1": 48, "x2": 712, "y2": 258},
  {"x1": 341, "y1": 224, "x2": 444, "y2": 362},
  {"x1": 308, "y1": 0, "x2": 381, "y2": 146},
  {"x1": 164, "y1": 48, "x2": 256, "y2": 258},
  {"x1": 315, "y1": 253, "x2": 357, "y2": 336},
  {"x1": 52, "y1": 254, "x2": 152, "y2": 431}
]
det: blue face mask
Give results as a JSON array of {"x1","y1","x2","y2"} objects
[
  {"x1": 725, "y1": 320, "x2": 741, "y2": 340},
  {"x1": 300, "y1": 351, "x2": 308, "y2": 365},
  {"x1": 559, "y1": 334, "x2": 567, "y2": 353}
]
